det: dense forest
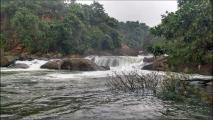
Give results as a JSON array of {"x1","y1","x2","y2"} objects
[
  {"x1": 117, "y1": 21, "x2": 154, "y2": 48},
  {"x1": 0, "y1": 0, "x2": 152, "y2": 55},
  {"x1": 149, "y1": 0, "x2": 212, "y2": 71},
  {"x1": 0, "y1": 0, "x2": 212, "y2": 72}
]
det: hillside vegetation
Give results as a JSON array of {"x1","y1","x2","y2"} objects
[
  {"x1": 149, "y1": 0, "x2": 212, "y2": 73},
  {"x1": 0, "y1": 0, "x2": 152, "y2": 55}
]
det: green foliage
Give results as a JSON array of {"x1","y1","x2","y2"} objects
[
  {"x1": 118, "y1": 21, "x2": 151, "y2": 48},
  {"x1": 0, "y1": 33, "x2": 6, "y2": 48},
  {"x1": 151, "y1": 0, "x2": 213, "y2": 66},
  {"x1": 158, "y1": 73, "x2": 190, "y2": 102},
  {"x1": 1, "y1": 1, "x2": 126, "y2": 54},
  {"x1": 158, "y1": 72, "x2": 212, "y2": 106},
  {"x1": 11, "y1": 7, "x2": 41, "y2": 52},
  {"x1": 147, "y1": 44, "x2": 166, "y2": 57}
]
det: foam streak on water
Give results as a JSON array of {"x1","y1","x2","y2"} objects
[
  {"x1": 1, "y1": 55, "x2": 212, "y2": 120},
  {"x1": 1, "y1": 59, "x2": 48, "y2": 71},
  {"x1": 1, "y1": 56, "x2": 211, "y2": 80}
]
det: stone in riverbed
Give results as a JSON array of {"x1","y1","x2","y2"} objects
[
  {"x1": 8, "y1": 63, "x2": 29, "y2": 69},
  {"x1": 61, "y1": 58, "x2": 105, "y2": 71},
  {"x1": 100, "y1": 66, "x2": 110, "y2": 70},
  {"x1": 143, "y1": 57, "x2": 154, "y2": 63},
  {"x1": 0, "y1": 55, "x2": 19, "y2": 67},
  {"x1": 40, "y1": 59, "x2": 63, "y2": 70},
  {"x1": 142, "y1": 56, "x2": 168, "y2": 71},
  {"x1": 142, "y1": 63, "x2": 154, "y2": 70},
  {"x1": 41, "y1": 58, "x2": 106, "y2": 71}
]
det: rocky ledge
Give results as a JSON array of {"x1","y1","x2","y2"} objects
[
  {"x1": 142, "y1": 56, "x2": 168, "y2": 71},
  {"x1": 41, "y1": 58, "x2": 108, "y2": 71}
]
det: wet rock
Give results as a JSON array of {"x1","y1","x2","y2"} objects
[
  {"x1": 61, "y1": 58, "x2": 104, "y2": 71},
  {"x1": 142, "y1": 63, "x2": 154, "y2": 70},
  {"x1": 8, "y1": 63, "x2": 29, "y2": 69},
  {"x1": 41, "y1": 58, "x2": 106, "y2": 71},
  {"x1": 100, "y1": 66, "x2": 110, "y2": 70},
  {"x1": 142, "y1": 56, "x2": 168, "y2": 71},
  {"x1": 0, "y1": 55, "x2": 19, "y2": 67},
  {"x1": 143, "y1": 57, "x2": 154, "y2": 63},
  {"x1": 40, "y1": 59, "x2": 63, "y2": 70}
]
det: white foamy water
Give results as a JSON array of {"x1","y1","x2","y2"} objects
[
  {"x1": 1, "y1": 55, "x2": 212, "y2": 120},
  {"x1": 16, "y1": 59, "x2": 48, "y2": 70},
  {"x1": 1, "y1": 59, "x2": 48, "y2": 71},
  {"x1": 1, "y1": 55, "x2": 212, "y2": 80},
  {"x1": 85, "y1": 55, "x2": 153, "y2": 69}
]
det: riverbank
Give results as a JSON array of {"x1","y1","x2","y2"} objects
[{"x1": 142, "y1": 56, "x2": 213, "y2": 76}]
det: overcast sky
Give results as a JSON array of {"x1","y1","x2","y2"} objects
[{"x1": 75, "y1": 0, "x2": 177, "y2": 27}]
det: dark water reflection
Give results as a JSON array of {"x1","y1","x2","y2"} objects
[{"x1": 0, "y1": 71, "x2": 212, "y2": 120}]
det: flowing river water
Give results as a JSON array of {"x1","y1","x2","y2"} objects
[{"x1": 1, "y1": 56, "x2": 212, "y2": 120}]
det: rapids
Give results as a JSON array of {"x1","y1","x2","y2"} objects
[{"x1": 1, "y1": 55, "x2": 212, "y2": 120}]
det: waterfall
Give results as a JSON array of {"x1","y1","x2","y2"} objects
[
  {"x1": 85, "y1": 55, "x2": 152, "y2": 69},
  {"x1": 1, "y1": 56, "x2": 152, "y2": 71}
]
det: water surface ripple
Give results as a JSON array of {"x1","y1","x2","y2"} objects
[{"x1": 1, "y1": 71, "x2": 166, "y2": 120}]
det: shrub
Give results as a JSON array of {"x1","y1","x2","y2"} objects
[
  {"x1": 106, "y1": 71, "x2": 160, "y2": 96},
  {"x1": 106, "y1": 71, "x2": 211, "y2": 105},
  {"x1": 157, "y1": 72, "x2": 190, "y2": 102}
]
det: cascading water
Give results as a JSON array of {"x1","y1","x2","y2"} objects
[
  {"x1": 1, "y1": 59, "x2": 48, "y2": 71},
  {"x1": 15, "y1": 59, "x2": 48, "y2": 70},
  {"x1": 1, "y1": 55, "x2": 212, "y2": 120},
  {"x1": 85, "y1": 55, "x2": 153, "y2": 69}
]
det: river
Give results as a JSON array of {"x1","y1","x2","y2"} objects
[{"x1": 0, "y1": 55, "x2": 212, "y2": 120}]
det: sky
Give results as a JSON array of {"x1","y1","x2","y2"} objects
[{"x1": 74, "y1": 0, "x2": 178, "y2": 27}]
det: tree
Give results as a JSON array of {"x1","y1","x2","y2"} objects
[
  {"x1": 1, "y1": 1, "x2": 133, "y2": 55},
  {"x1": 118, "y1": 21, "x2": 150, "y2": 48},
  {"x1": 12, "y1": 7, "x2": 41, "y2": 52},
  {"x1": 151, "y1": 0, "x2": 213, "y2": 66}
]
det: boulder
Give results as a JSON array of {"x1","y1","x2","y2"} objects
[
  {"x1": 61, "y1": 58, "x2": 104, "y2": 71},
  {"x1": 41, "y1": 58, "x2": 106, "y2": 71},
  {"x1": 142, "y1": 56, "x2": 168, "y2": 71},
  {"x1": 40, "y1": 59, "x2": 63, "y2": 70},
  {"x1": 100, "y1": 66, "x2": 110, "y2": 70},
  {"x1": 143, "y1": 57, "x2": 154, "y2": 63},
  {"x1": 0, "y1": 55, "x2": 18, "y2": 67},
  {"x1": 142, "y1": 63, "x2": 154, "y2": 70},
  {"x1": 8, "y1": 63, "x2": 29, "y2": 69}
]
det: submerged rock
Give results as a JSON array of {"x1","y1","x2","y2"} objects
[
  {"x1": 8, "y1": 63, "x2": 29, "y2": 69},
  {"x1": 143, "y1": 57, "x2": 154, "y2": 63}
]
